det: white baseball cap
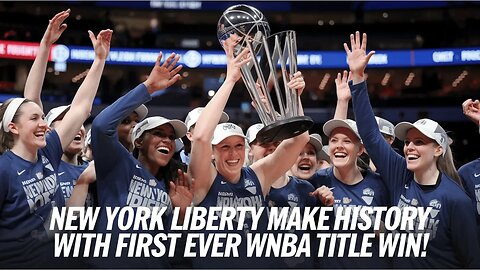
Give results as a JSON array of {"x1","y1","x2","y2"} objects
[
  {"x1": 131, "y1": 116, "x2": 187, "y2": 143},
  {"x1": 175, "y1": 138, "x2": 184, "y2": 153},
  {"x1": 246, "y1": 123, "x2": 264, "y2": 144},
  {"x1": 212, "y1": 122, "x2": 246, "y2": 145},
  {"x1": 323, "y1": 119, "x2": 362, "y2": 142},
  {"x1": 319, "y1": 145, "x2": 330, "y2": 162},
  {"x1": 133, "y1": 105, "x2": 148, "y2": 122},
  {"x1": 185, "y1": 107, "x2": 229, "y2": 131},
  {"x1": 394, "y1": 118, "x2": 448, "y2": 156},
  {"x1": 375, "y1": 116, "x2": 395, "y2": 137},
  {"x1": 45, "y1": 105, "x2": 70, "y2": 127},
  {"x1": 308, "y1": 133, "x2": 324, "y2": 156}
]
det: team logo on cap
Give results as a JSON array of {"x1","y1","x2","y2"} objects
[
  {"x1": 223, "y1": 123, "x2": 238, "y2": 131},
  {"x1": 244, "y1": 178, "x2": 256, "y2": 194},
  {"x1": 439, "y1": 135, "x2": 446, "y2": 144},
  {"x1": 418, "y1": 119, "x2": 427, "y2": 125},
  {"x1": 361, "y1": 188, "x2": 374, "y2": 205},
  {"x1": 135, "y1": 120, "x2": 150, "y2": 138}
]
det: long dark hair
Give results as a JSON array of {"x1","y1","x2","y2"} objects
[{"x1": 132, "y1": 144, "x2": 187, "y2": 193}]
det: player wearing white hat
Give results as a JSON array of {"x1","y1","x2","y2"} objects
[
  {"x1": 89, "y1": 52, "x2": 192, "y2": 268},
  {"x1": 189, "y1": 41, "x2": 309, "y2": 268},
  {"x1": 348, "y1": 31, "x2": 480, "y2": 268}
]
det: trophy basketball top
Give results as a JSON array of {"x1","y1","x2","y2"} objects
[
  {"x1": 217, "y1": 4, "x2": 313, "y2": 144},
  {"x1": 217, "y1": 4, "x2": 270, "y2": 55}
]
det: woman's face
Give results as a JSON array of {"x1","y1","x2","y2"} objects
[
  {"x1": 329, "y1": 127, "x2": 363, "y2": 170},
  {"x1": 117, "y1": 112, "x2": 139, "y2": 151},
  {"x1": 248, "y1": 140, "x2": 280, "y2": 163},
  {"x1": 51, "y1": 120, "x2": 85, "y2": 155},
  {"x1": 138, "y1": 124, "x2": 176, "y2": 168},
  {"x1": 213, "y1": 136, "x2": 246, "y2": 179},
  {"x1": 290, "y1": 143, "x2": 318, "y2": 180},
  {"x1": 10, "y1": 102, "x2": 48, "y2": 150},
  {"x1": 404, "y1": 128, "x2": 442, "y2": 172}
]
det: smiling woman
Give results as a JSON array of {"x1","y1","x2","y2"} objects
[
  {"x1": 188, "y1": 40, "x2": 309, "y2": 268},
  {"x1": 307, "y1": 68, "x2": 391, "y2": 268},
  {"x1": 0, "y1": 8, "x2": 112, "y2": 268},
  {"x1": 348, "y1": 31, "x2": 480, "y2": 268},
  {"x1": 89, "y1": 51, "x2": 193, "y2": 268}
]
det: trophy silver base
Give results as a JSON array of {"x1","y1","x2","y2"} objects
[{"x1": 256, "y1": 116, "x2": 314, "y2": 144}]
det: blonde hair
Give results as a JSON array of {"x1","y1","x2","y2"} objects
[
  {"x1": 437, "y1": 144, "x2": 462, "y2": 187},
  {"x1": 0, "y1": 98, "x2": 30, "y2": 153}
]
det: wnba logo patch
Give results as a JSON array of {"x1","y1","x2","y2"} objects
[
  {"x1": 41, "y1": 155, "x2": 54, "y2": 171},
  {"x1": 429, "y1": 199, "x2": 441, "y2": 218},
  {"x1": 244, "y1": 178, "x2": 257, "y2": 194},
  {"x1": 287, "y1": 193, "x2": 299, "y2": 208},
  {"x1": 361, "y1": 188, "x2": 374, "y2": 205}
]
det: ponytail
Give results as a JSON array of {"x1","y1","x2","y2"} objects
[{"x1": 437, "y1": 145, "x2": 462, "y2": 187}]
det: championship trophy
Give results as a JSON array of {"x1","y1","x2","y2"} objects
[{"x1": 217, "y1": 4, "x2": 313, "y2": 143}]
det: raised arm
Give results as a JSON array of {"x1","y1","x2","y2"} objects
[
  {"x1": 189, "y1": 43, "x2": 250, "y2": 204},
  {"x1": 344, "y1": 31, "x2": 375, "y2": 85},
  {"x1": 92, "y1": 52, "x2": 182, "y2": 175},
  {"x1": 333, "y1": 70, "x2": 352, "y2": 120},
  {"x1": 347, "y1": 32, "x2": 408, "y2": 189},
  {"x1": 55, "y1": 29, "x2": 112, "y2": 151},
  {"x1": 251, "y1": 72, "x2": 310, "y2": 196},
  {"x1": 24, "y1": 9, "x2": 70, "y2": 109},
  {"x1": 67, "y1": 161, "x2": 95, "y2": 207}
]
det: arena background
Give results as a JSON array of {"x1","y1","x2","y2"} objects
[{"x1": 0, "y1": 1, "x2": 479, "y2": 165}]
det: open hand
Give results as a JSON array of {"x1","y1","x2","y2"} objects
[
  {"x1": 42, "y1": 9, "x2": 70, "y2": 45},
  {"x1": 144, "y1": 52, "x2": 183, "y2": 94},
  {"x1": 343, "y1": 31, "x2": 375, "y2": 82},
  {"x1": 169, "y1": 169, "x2": 194, "y2": 210},
  {"x1": 335, "y1": 70, "x2": 352, "y2": 102},
  {"x1": 89, "y1": 29, "x2": 113, "y2": 60}
]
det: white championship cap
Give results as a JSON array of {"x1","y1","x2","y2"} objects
[
  {"x1": 133, "y1": 105, "x2": 148, "y2": 122},
  {"x1": 323, "y1": 119, "x2": 362, "y2": 142},
  {"x1": 245, "y1": 123, "x2": 264, "y2": 144},
  {"x1": 45, "y1": 105, "x2": 70, "y2": 127},
  {"x1": 212, "y1": 122, "x2": 246, "y2": 145},
  {"x1": 319, "y1": 145, "x2": 330, "y2": 162},
  {"x1": 375, "y1": 116, "x2": 395, "y2": 137},
  {"x1": 131, "y1": 116, "x2": 187, "y2": 143},
  {"x1": 394, "y1": 118, "x2": 448, "y2": 156},
  {"x1": 308, "y1": 133, "x2": 324, "y2": 156},
  {"x1": 185, "y1": 107, "x2": 229, "y2": 131}
]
